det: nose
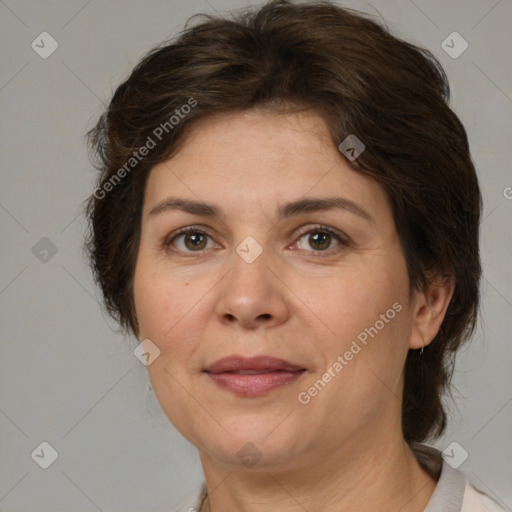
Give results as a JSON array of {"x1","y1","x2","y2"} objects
[{"x1": 214, "y1": 246, "x2": 290, "y2": 330}]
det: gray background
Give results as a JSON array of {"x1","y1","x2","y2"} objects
[{"x1": 0, "y1": 0, "x2": 511, "y2": 510}]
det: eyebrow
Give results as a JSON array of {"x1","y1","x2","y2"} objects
[{"x1": 148, "y1": 196, "x2": 374, "y2": 224}]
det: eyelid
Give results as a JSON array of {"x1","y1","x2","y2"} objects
[
  {"x1": 165, "y1": 224, "x2": 212, "y2": 241},
  {"x1": 164, "y1": 225, "x2": 218, "y2": 250},
  {"x1": 291, "y1": 223, "x2": 350, "y2": 253},
  {"x1": 293, "y1": 223, "x2": 349, "y2": 242}
]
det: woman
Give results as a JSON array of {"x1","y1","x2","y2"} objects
[{"x1": 85, "y1": 1, "x2": 505, "y2": 510}]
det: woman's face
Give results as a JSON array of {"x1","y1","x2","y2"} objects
[{"x1": 133, "y1": 109, "x2": 427, "y2": 470}]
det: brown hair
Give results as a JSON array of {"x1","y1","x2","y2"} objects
[{"x1": 84, "y1": 0, "x2": 482, "y2": 443}]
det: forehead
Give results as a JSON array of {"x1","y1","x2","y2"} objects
[{"x1": 142, "y1": 109, "x2": 389, "y2": 222}]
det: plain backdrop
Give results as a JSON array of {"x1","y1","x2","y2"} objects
[{"x1": 0, "y1": 0, "x2": 511, "y2": 511}]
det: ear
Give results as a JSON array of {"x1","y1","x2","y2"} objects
[{"x1": 409, "y1": 273, "x2": 455, "y2": 350}]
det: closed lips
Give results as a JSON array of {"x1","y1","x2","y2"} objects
[
  {"x1": 204, "y1": 355, "x2": 306, "y2": 374},
  {"x1": 204, "y1": 355, "x2": 307, "y2": 397},
  {"x1": 225, "y1": 370, "x2": 295, "y2": 374}
]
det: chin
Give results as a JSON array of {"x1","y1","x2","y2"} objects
[{"x1": 195, "y1": 417, "x2": 308, "y2": 469}]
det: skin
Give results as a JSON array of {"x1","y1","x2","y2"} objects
[{"x1": 133, "y1": 109, "x2": 454, "y2": 512}]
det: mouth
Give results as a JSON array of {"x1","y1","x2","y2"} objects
[{"x1": 203, "y1": 355, "x2": 307, "y2": 397}]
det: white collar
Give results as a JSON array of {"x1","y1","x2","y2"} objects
[{"x1": 411, "y1": 442, "x2": 466, "y2": 511}]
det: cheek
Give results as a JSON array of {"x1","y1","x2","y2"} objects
[
  {"x1": 312, "y1": 266, "x2": 405, "y2": 341},
  {"x1": 133, "y1": 259, "x2": 198, "y2": 340},
  {"x1": 133, "y1": 263, "x2": 207, "y2": 432},
  {"x1": 132, "y1": 260, "x2": 216, "y2": 373},
  {"x1": 133, "y1": 269, "x2": 172, "y2": 341},
  {"x1": 305, "y1": 259, "x2": 411, "y2": 393}
]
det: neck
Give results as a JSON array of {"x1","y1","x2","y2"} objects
[{"x1": 199, "y1": 431, "x2": 437, "y2": 512}]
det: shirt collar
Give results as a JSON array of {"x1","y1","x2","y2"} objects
[{"x1": 411, "y1": 442, "x2": 467, "y2": 512}]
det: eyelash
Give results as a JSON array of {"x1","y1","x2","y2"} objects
[{"x1": 163, "y1": 224, "x2": 350, "y2": 256}]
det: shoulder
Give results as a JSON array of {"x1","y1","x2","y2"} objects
[
  {"x1": 169, "y1": 481, "x2": 207, "y2": 512},
  {"x1": 462, "y1": 480, "x2": 508, "y2": 511}
]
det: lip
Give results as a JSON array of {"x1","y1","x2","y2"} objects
[
  {"x1": 204, "y1": 356, "x2": 306, "y2": 397},
  {"x1": 204, "y1": 355, "x2": 305, "y2": 374}
]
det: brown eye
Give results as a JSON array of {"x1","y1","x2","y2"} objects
[
  {"x1": 166, "y1": 228, "x2": 215, "y2": 252},
  {"x1": 183, "y1": 232, "x2": 208, "y2": 250},
  {"x1": 308, "y1": 231, "x2": 332, "y2": 250},
  {"x1": 294, "y1": 225, "x2": 348, "y2": 254}
]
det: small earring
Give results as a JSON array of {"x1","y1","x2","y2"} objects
[{"x1": 420, "y1": 338, "x2": 425, "y2": 355}]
